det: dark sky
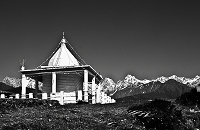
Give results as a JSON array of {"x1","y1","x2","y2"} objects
[{"x1": 0, "y1": 0, "x2": 200, "y2": 82}]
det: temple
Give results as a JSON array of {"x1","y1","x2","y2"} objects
[{"x1": 20, "y1": 33, "x2": 103, "y2": 102}]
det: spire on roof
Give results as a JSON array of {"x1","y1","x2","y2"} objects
[
  {"x1": 61, "y1": 32, "x2": 67, "y2": 43},
  {"x1": 36, "y1": 32, "x2": 87, "y2": 68},
  {"x1": 47, "y1": 32, "x2": 80, "y2": 67},
  {"x1": 20, "y1": 59, "x2": 26, "y2": 70}
]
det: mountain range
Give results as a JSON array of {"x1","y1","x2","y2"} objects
[
  {"x1": 99, "y1": 75, "x2": 200, "y2": 100},
  {"x1": 2, "y1": 76, "x2": 42, "y2": 90},
  {"x1": 0, "y1": 81, "x2": 41, "y2": 97},
  {"x1": 1, "y1": 75, "x2": 200, "y2": 100}
]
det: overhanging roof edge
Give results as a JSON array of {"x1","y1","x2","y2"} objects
[{"x1": 20, "y1": 65, "x2": 103, "y2": 80}]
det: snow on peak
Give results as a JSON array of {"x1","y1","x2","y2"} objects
[
  {"x1": 2, "y1": 76, "x2": 43, "y2": 90},
  {"x1": 99, "y1": 75, "x2": 200, "y2": 96},
  {"x1": 154, "y1": 76, "x2": 168, "y2": 83},
  {"x1": 124, "y1": 74, "x2": 151, "y2": 84},
  {"x1": 117, "y1": 74, "x2": 200, "y2": 90},
  {"x1": 194, "y1": 75, "x2": 200, "y2": 79}
]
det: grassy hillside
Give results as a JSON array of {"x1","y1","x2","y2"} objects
[
  {"x1": 0, "y1": 99, "x2": 135, "y2": 130},
  {"x1": 0, "y1": 89, "x2": 200, "y2": 130}
]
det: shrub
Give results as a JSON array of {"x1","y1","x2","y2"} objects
[
  {"x1": 127, "y1": 99, "x2": 199, "y2": 130},
  {"x1": 176, "y1": 88, "x2": 200, "y2": 106}
]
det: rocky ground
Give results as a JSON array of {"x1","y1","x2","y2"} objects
[{"x1": 0, "y1": 89, "x2": 200, "y2": 130}]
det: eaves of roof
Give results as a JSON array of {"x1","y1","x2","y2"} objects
[{"x1": 20, "y1": 65, "x2": 103, "y2": 81}]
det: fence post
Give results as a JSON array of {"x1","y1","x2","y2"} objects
[
  {"x1": 50, "y1": 93, "x2": 56, "y2": 100},
  {"x1": 15, "y1": 94, "x2": 20, "y2": 99},
  {"x1": 29, "y1": 93, "x2": 33, "y2": 99},
  {"x1": 0, "y1": 94, "x2": 5, "y2": 99},
  {"x1": 77, "y1": 90, "x2": 82, "y2": 101},
  {"x1": 60, "y1": 91, "x2": 64, "y2": 105},
  {"x1": 42, "y1": 93, "x2": 48, "y2": 99}
]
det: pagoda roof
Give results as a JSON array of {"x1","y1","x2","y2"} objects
[
  {"x1": 20, "y1": 33, "x2": 103, "y2": 81},
  {"x1": 37, "y1": 32, "x2": 87, "y2": 67}
]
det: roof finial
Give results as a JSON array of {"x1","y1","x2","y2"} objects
[
  {"x1": 20, "y1": 59, "x2": 26, "y2": 70},
  {"x1": 61, "y1": 32, "x2": 67, "y2": 43},
  {"x1": 63, "y1": 32, "x2": 65, "y2": 38}
]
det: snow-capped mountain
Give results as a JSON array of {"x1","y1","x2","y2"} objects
[
  {"x1": 100, "y1": 75, "x2": 200, "y2": 99},
  {"x1": 3, "y1": 76, "x2": 22, "y2": 88},
  {"x1": 98, "y1": 78, "x2": 116, "y2": 95},
  {"x1": 2, "y1": 76, "x2": 43, "y2": 90},
  {"x1": 117, "y1": 74, "x2": 200, "y2": 90},
  {"x1": 153, "y1": 75, "x2": 200, "y2": 87}
]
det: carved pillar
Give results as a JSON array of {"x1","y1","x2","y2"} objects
[
  {"x1": 34, "y1": 77, "x2": 39, "y2": 98},
  {"x1": 21, "y1": 74, "x2": 26, "y2": 99},
  {"x1": 52, "y1": 72, "x2": 56, "y2": 94},
  {"x1": 77, "y1": 90, "x2": 82, "y2": 101},
  {"x1": 84, "y1": 70, "x2": 88, "y2": 102},
  {"x1": 92, "y1": 77, "x2": 96, "y2": 104}
]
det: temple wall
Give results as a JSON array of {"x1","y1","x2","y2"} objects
[
  {"x1": 56, "y1": 73, "x2": 83, "y2": 92},
  {"x1": 42, "y1": 73, "x2": 83, "y2": 94},
  {"x1": 42, "y1": 74, "x2": 52, "y2": 94}
]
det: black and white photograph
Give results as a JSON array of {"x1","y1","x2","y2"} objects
[{"x1": 0, "y1": 0, "x2": 200, "y2": 129}]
